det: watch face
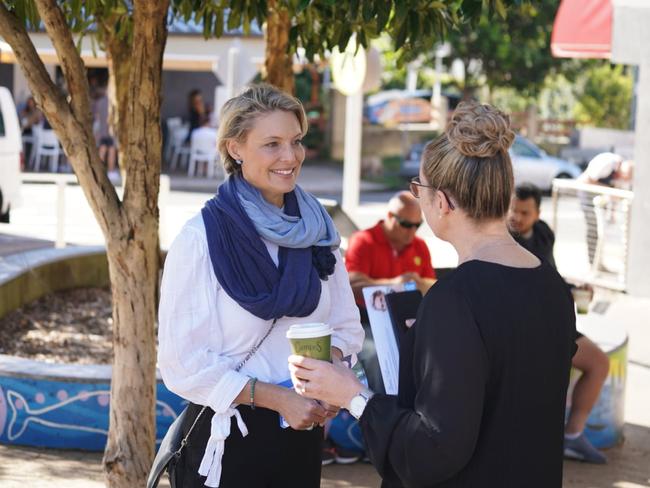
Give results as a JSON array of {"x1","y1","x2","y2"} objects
[{"x1": 350, "y1": 395, "x2": 366, "y2": 417}]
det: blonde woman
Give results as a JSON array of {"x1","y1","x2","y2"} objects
[
  {"x1": 158, "y1": 84, "x2": 363, "y2": 487},
  {"x1": 290, "y1": 103, "x2": 576, "y2": 487}
]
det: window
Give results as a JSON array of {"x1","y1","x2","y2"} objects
[{"x1": 511, "y1": 140, "x2": 540, "y2": 158}]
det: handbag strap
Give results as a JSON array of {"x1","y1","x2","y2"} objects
[{"x1": 175, "y1": 318, "x2": 278, "y2": 456}]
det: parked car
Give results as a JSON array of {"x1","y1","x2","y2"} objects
[
  {"x1": 0, "y1": 86, "x2": 22, "y2": 223},
  {"x1": 509, "y1": 135, "x2": 582, "y2": 190},
  {"x1": 400, "y1": 141, "x2": 426, "y2": 179},
  {"x1": 400, "y1": 135, "x2": 582, "y2": 191}
]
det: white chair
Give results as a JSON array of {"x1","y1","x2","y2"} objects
[
  {"x1": 169, "y1": 125, "x2": 190, "y2": 171},
  {"x1": 187, "y1": 127, "x2": 221, "y2": 178},
  {"x1": 167, "y1": 117, "x2": 190, "y2": 170},
  {"x1": 31, "y1": 128, "x2": 61, "y2": 172},
  {"x1": 164, "y1": 117, "x2": 182, "y2": 162}
]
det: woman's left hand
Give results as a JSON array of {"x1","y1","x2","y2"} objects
[
  {"x1": 289, "y1": 355, "x2": 363, "y2": 409},
  {"x1": 320, "y1": 401, "x2": 340, "y2": 421}
]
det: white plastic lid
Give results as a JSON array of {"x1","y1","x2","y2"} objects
[{"x1": 286, "y1": 323, "x2": 332, "y2": 339}]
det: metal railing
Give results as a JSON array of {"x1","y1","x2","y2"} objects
[{"x1": 551, "y1": 178, "x2": 634, "y2": 291}]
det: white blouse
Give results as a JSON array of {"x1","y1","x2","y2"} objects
[{"x1": 157, "y1": 213, "x2": 364, "y2": 486}]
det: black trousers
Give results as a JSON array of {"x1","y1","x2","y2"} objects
[{"x1": 173, "y1": 402, "x2": 323, "y2": 488}]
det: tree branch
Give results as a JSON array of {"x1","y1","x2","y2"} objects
[
  {"x1": 33, "y1": 0, "x2": 93, "y2": 129},
  {"x1": 0, "y1": 4, "x2": 70, "y2": 124},
  {"x1": 121, "y1": 0, "x2": 169, "y2": 212},
  {"x1": 0, "y1": 3, "x2": 123, "y2": 239}
]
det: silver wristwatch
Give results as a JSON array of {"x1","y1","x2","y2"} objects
[{"x1": 348, "y1": 387, "x2": 375, "y2": 420}]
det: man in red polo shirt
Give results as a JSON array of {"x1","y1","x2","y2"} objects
[{"x1": 346, "y1": 191, "x2": 436, "y2": 307}]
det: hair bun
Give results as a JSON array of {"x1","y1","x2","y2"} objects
[{"x1": 446, "y1": 102, "x2": 515, "y2": 158}]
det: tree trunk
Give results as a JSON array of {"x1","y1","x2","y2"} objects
[
  {"x1": 265, "y1": 0, "x2": 294, "y2": 93},
  {"x1": 102, "y1": 1, "x2": 168, "y2": 487}
]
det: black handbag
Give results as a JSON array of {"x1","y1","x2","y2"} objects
[
  {"x1": 147, "y1": 319, "x2": 278, "y2": 488},
  {"x1": 147, "y1": 405, "x2": 192, "y2": 488}
]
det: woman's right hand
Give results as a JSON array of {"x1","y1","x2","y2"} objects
[{"x1": 276, "y1": 389, "x2": 328, "y2": 430}]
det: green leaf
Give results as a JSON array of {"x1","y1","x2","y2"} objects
[
  {"x1": 297, "y1": 0, "x2": 311, "y2": 13},
  {"x1": 408, "y1": 11, "x2": 419, "y2": 42},
  {"x1": 395, "y1": 19, "x2": 408, "y2": 50},
  {"x1": 375, "y1": 3, "x2": 389, "y2": 31},
  {"x1": 338, "y1": 27, "x2": 353, "y2": 52},
  {"x1": 227, "y1": 8, "x2": 241, "y2": 31},
  {"x1": 242, "y1": 9, "x2": 251, "y2": 36},
  {"x1": 495, "y1": 0, "x2": 507, "y2": 19},
  {"x1": 395, "y1": 0, "x2": 408, "y2": 23},
  {"x1": 214, "y1": 9, "x2": 224, "y2": 37},
  {"x1": 362, "y1": 0, "x2": 374, "y2": 23},
  {"x1": 350, "y1": 0, "x2": 360, "y2": 20},
  {"x1": 14, "y1": 0, "x2": 27, "y2": 23},
  {"x1": 289, "y1": 24, "x2": 300, "y2": 45},
  {"x1": 203, "y1": 12, "x2": 213, "y2": 38},
  {"x1": 358, "y1": 27, "x2": 368, "y2": 48}
]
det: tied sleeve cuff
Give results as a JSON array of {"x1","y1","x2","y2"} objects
[
  {"x1": 206, "y1": 369, "x2": 250, "y2": 413},
  {"x1": 198, "y1": 408, "x2": 249, "y2": 487}
]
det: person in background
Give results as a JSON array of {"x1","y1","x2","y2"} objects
[
  {"x1": 346, "y1": 191, "x2": 437, "y2": 305},
  {"x1": 290, "y1": 102, "x2": 576, "y2": 488},
  {"x1": 19, "y1": 96, "x2": 43, "y2": 165},
  {"x1": 508, "y1": 183, "x2": 609, "y2": 464},
  {"x1": 577, "y1": 152, "x2": 625, "y2": 266},
  {"x1": 19, "y1": 96, "x2": 42, "y2": 134},
  {"x1": 93, "y1": 85, "x2": 117, "y2": 179},
  {"x1": 186, "y1": 89, "x2": 208, "y2": 143}
]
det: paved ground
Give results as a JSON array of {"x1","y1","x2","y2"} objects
[
  {"x1": 1, "y1": 411, "x2": 649, "y2": 488},
  {"x1": 1, "y1": 296, "x2": 648, "y2": 487}
]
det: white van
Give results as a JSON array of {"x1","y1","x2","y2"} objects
[{"x1": 0, "y1": 86, "x2": 22, "y2": 223}]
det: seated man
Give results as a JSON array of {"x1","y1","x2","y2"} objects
[
  {"x1": 508, "y1": 183, "x2": 609, "y2": 464},
  {"x1": 346, "y1": 191, "x2": 436, "y2": 307},
  {"x1": 345, "y1": 191, "x2": 436, "y2": 390}
]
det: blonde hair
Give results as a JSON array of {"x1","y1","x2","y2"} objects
[
  {"x1": 217, "y1": 83, "x2": 308, "y2": 175},
  {"x1": 421, "y1": 102, "x2": 515, "y2": 220}
]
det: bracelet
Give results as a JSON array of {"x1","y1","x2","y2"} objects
[{"x1": 249, "y1": 377, "x2": 258, "y2": 410}]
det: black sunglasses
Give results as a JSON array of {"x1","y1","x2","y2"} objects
[
  {"x1": 409, "y1": 177, "x2": 456, "y2": 210},
  {"x1": 390, "y1": 212, "x2": 422, "y2": 229}
]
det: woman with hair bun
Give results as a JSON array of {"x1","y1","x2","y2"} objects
[{"x1": 289, "y1": 102, "x2": 576, "y2": 487}]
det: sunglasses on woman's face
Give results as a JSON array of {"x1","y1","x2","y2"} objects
[{"x1": 390, "y1": 212, "x2": 422, "y2": 229}]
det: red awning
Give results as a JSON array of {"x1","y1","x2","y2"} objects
[{"x1": 551, "y1": 0, "x2": 612, "y2": 59}]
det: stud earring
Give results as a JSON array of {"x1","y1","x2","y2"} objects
[{"x1": 235, "y1": 159, "x2": 243, "y2": 165}]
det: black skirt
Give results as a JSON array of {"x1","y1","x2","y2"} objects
[{"x1": 173, "y1": 402, "x2": 323, "y2": 488}]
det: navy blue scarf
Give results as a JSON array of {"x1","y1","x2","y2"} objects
[{"x1": 201, "y1": 176, "x2": 336, "y2": 321}]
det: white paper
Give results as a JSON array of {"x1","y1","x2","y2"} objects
[{"x1": 362, "y1": 285, "x2": 404, "y2": 395}]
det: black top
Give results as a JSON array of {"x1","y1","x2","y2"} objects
[
  {"x1": 360, "y1": 260, "x2": 576, "y2": 488},
  {"x1": 185, "y1": 108, "x2": 204, "y2": 142},
  {"x1": 512, "y1": 220, "x2": 556, "y2": 268}
]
